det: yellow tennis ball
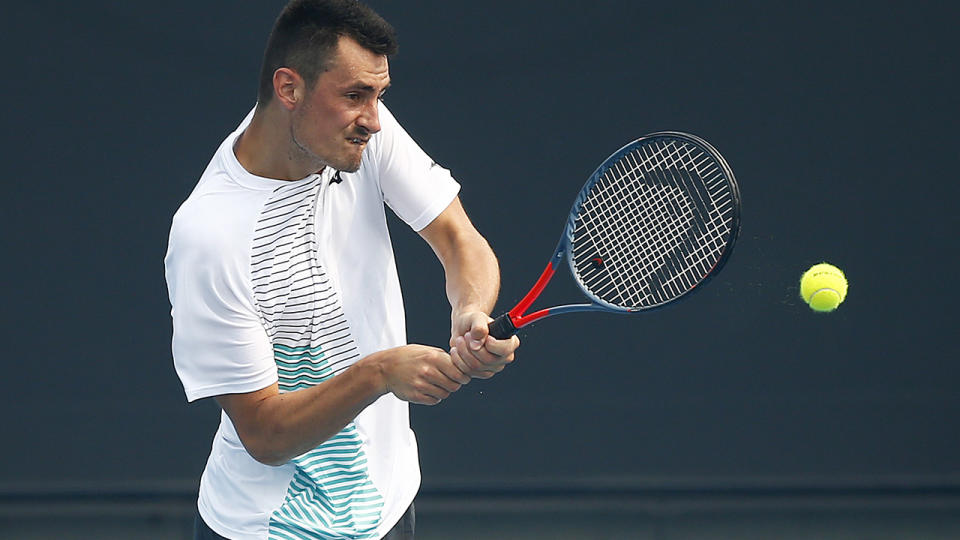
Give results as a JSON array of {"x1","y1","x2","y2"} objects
[{"x1": 800, "y1": 263, "x2": 848, "y2": 312}]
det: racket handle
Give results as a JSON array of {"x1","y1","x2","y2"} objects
[{"x1": 488, "y1": 313, "x2": 517, "y2": 340}]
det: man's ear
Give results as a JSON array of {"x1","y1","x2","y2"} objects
[{"x1": 273, "y1": 67, "x2": 303, "y2": 111}]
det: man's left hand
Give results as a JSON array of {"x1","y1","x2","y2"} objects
[{"x1": 449, "y1": 311, "x2": 520, "y2": 379}]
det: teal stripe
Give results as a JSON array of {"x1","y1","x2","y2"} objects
[
  {"x1": 306, "y1": 443, "x2": 365, "y2": 453},
  {"x1": 276, "y1": 368, "x2": 328, "y2": 379},
  {"x1": 277, "y1": 369, "x2": 330, "y2": 381},
  {"x1": 287, "y1": 472, "x2": 378, "y2": 502},
  {"x1": 304, "y1": 437, "x2": 360, "y2": 450},
  {"x1": 317, "y1": 479, "x2": 369, "y2": 495},
  {"x1": 269, "y1": 522, "x2": 379, "y2": 540},
  {"x1": 296, "y1": 455, "x2": 365, "y2": 470},
  {"x1": 324, "y1": 485, "x2": 379, "y2": 499},
  {"x1": 278, "y1": 376, "x2": 331, "y2": 387},
  {"x1": 285, "y1": 486, "x2": 335, "y2": 517},
  {"x1": 278, "y1": 382, "x2": 317, "y2": 392},
  {"x1": 273, "y1": 351, "x2": 325, "y2": 362},
  {"x1": 341, "y1": 494, "x2": 384, "y2": 504},
  {"x1": 332, "y1": 514, "x2": 379, "y2": 526},
  {"x1": 274, "y1": 341, "x2": 334, "y2": 392},
  {"x1": 293, "y1": 504, "x2": 329, "y2": 530},
  {"x1": 283, "y1": 503, "x2": 314, "y2": 526},
  {"x1": 278, "y1": 379, "x2": 331, "y2": 389},
  {"x1": 277, "y1": 364, "x2": 330, "y2": 374},
  {"x1": 302, "y1": 447, "x2": 365, "y2": 457},
  {"x1": 273, "y1": 344, "x2": 324, "y2": 354},
  {"x1": 297, "y1": 457, "x2": 366, "y2": 470},
  {"x1": 297, "y1": 468, "x2": 367, "y2": 484},
  {"x1": 336, "y1": 513, "x2": 380, "y2": 525},
  {"x1": 300, "y1": 435, "x2": 362, "y2": 450},
  {"x1": 294, "y1": 453, "x2": 361, "y2": 467},
  {"x1": 269, "y1": 421, "x2": 384, "y2": 539},
  {"x1": 277, "y1": 368, "x2": 332, "y2": 379},
  {"x1": 299, "y1": 447, "x2": 366, "y2": 461},
  {"x1": 274, "y1": 360, "x2": 326, "y2": 372},
  {"x1": 296, "y1": 461, "x2": 367, "y2": 477}
]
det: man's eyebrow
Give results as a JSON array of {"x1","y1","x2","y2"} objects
[{"x1": 348, "y1": 81, "x2": 391, "y2": 93}]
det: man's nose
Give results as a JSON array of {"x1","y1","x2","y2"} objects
[{"x1": 357, "y1": 99, "x2": 381, "y2": 134}]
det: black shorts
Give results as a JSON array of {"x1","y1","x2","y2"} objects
[{"x1": 194, "y1": 503, "x2": 416, "y2": 539}]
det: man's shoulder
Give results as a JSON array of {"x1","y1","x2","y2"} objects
[{"x1": 170, "y1": 171, "x2": 270, "y2": 258}]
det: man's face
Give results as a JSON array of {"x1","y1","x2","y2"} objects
[{"x1": 290, "y1": 36, "x2": 390, "y2": 173}]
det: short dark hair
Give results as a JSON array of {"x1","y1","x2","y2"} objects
[{"x1": 257, "y1": 0, "x2": 398, "y2": 103}]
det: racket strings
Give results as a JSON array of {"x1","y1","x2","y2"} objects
[
  {"x1": 571, "y1": 138, "x2": 735, "y2": 308},
  {"x1": 580, "y1": 171, "x2": 692, "y2": 305},
  {"x1": 629, "y1": 140, "x2": 733, "y2": 300},
  {"x1": 651, "y1": 147, "x2": 731, "y2": 290},
  {"x1": 633, "y1": 140, "x2": 733, "y2": 298},
  {"x1": 575, "y1": 167, "x2": 691, "y2": 306}
]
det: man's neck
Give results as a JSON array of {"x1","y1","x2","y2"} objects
[{"x1": 234, "y1": 104, "x2": 322, "y2": 181}]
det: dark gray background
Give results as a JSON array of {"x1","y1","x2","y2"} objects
[{"x1": 2, "y1": 1, "x2": 957, "y2": 497}]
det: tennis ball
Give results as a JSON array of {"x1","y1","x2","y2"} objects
[{"x1": 800, "y1": 263, "x2": 848, "y2": 312}]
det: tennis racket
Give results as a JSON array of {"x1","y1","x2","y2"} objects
[{"x1": 488, "y1": 131, "x2": 741, "y2": 339}]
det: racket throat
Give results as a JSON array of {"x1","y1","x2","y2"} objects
[
  {"x1": 512, "y1": 262, "x2": 556, "y2": 318},
  {"x1": 489, "y1": 263, "x2": 558, "y2": 339}
]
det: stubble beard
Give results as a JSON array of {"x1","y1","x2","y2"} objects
[{"x1": 289, "y1": 122, "x2": 362, "y2": 175}]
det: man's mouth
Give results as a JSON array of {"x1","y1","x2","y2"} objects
[{"x1": 348, "y1": 137, "x2": 368, "y2": 145}]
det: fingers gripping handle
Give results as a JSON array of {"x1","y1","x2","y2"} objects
[{"x1": 488, "y1": 313, "x2": 517, "y2": 340}]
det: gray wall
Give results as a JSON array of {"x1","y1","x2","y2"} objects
[{"x1": 2, "y1": 0, "x2": 957, "y2": 502}]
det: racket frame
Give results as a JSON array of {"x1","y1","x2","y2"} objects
[{"x1": 489, "y1": 131, "x2": 741, "y2": 339}]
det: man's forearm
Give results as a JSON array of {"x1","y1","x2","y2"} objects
[
  {"x1": 418, "y1": 196, "x2": 514, "y2": 377},
  {"x1": 218, "y1": 355, "x2": 387, "y2": 466},
  {"x1": 443, "y1": 229, "x2": 500, "y2": 319},
  {"x1": 418, "y1": 198, "x2": 500, "y2": 320},
  {"x1": 217, "y1": 344, "x2": 465, "y2": 466}
]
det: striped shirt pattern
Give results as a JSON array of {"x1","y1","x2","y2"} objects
[{"x1": 250, "y1": 177, "x2": 384, "y2": 539}]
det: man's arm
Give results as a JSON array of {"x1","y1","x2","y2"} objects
[
  {"x1": 418, "y1": 196, "x2": 520, "y2": 379},
  {"x1": 216, "y1": 344, "x2": 469, "y2": 466},
  {"x1": 216, "y1": 196, "x2": 515, "y2": 466}
]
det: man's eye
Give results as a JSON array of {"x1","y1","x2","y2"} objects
[{"x1": 346, "y1": 93, "x2": 360, "y2": 101}]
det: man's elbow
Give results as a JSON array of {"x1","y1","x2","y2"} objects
[
  {"x1": 236, "y1": 428, "x2": 290, "y2": 466},
  {"x1": 243, "y1": 440, "x2": 289, "y2": 466},
  {"x1": 252, "y1": 452, "x2": 289, "y2": 467}
]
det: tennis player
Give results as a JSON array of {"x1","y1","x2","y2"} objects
[{"x1": 164, "y1": 1, "x2": 519, "y2": 538}]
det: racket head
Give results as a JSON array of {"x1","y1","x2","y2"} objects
[{"x1": 562, "y1": 131, "x2": 741, "y2": 312}]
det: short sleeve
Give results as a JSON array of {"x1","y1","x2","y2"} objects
[
  {"x1": 373, "y1": 103, "x2": 461, "y2": 231},
  {"x1": 165, "y1": 207, "x2": 277, "y2": 402}
]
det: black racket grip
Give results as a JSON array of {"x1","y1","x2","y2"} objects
[{"x1": 488, "y1": 313, "x2": 517, "y2": 340}]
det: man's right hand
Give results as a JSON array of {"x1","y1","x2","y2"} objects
[{"x1": 367, "y1": 344, "x2": 471, "y2": 405}]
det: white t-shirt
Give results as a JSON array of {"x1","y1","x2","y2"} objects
[{"x1": 164, "y1": 103, "x2": 460, "y2": 540}]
